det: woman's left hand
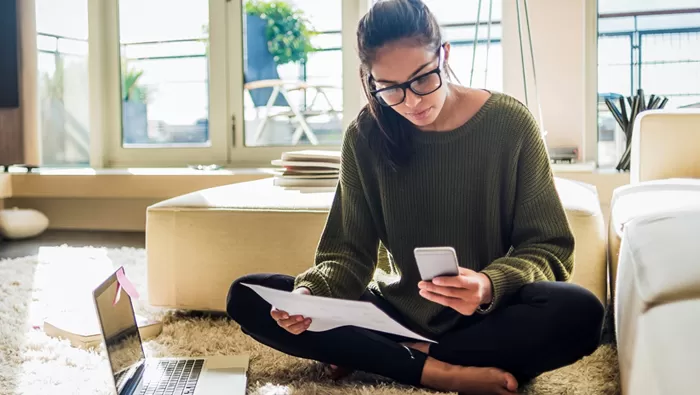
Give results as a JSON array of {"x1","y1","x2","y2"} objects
[{"x1": 418, "y1": 267, "x2": 493, "y2": 316}]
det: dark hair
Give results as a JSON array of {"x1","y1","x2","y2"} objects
[{"x1": 357, "y1": 0, "x2": 445, "y2": 169}]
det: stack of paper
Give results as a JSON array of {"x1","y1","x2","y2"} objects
[{"x1": 271, "y1": 150, "x2": 341, "y2": 192}]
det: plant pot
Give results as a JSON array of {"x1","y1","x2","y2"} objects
[
  {"x1": 244, "y1": 13, "x2": 288, "y2": 108},
  {"x1": 122, "y1": 100, "x2": 148, "y2": 144}
]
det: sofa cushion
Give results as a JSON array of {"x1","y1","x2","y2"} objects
[
  {"x1": 619, "y1": 209, "x2": 700, "y2": 305},
  {"x1": 615, "y1": 209, "x2": 700, "y2": 395},
  {"x1": 630, "y1": 110, "x2": 700, "y2": 183},
  {"x1": 608, "y1": 179, "x2": 700, "y2": 298}
]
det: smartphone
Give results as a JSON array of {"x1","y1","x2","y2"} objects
[{"x1": 414, "y1": 246, "x2": 460, "y2": 281}]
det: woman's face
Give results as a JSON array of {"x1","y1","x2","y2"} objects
[{"x1": 370, "y1": 40, "x2": 450, "y2": 127}]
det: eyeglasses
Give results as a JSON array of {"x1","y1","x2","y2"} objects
[{"x1": 369, "y1": 46, "x2": 444, "y2": 107}]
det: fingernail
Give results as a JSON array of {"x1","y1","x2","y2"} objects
[
  {"x1": 297, "y1": 316, "x2": 303, "y2": 322},
  {"x1": 282, "y1": 314, "x2": 288, "y2": 319}
]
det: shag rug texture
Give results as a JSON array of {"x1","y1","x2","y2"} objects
[{"x1": 0, "y1": 246, "x2": 620, "y2": 395}]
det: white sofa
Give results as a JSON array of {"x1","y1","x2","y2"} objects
[{"x1": 609, "y1": 109, "x2": 700, "y2": 394}]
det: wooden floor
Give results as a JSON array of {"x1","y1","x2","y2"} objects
[{"x1": 0, "y1": 230, "x2": 145, "y2": 260}]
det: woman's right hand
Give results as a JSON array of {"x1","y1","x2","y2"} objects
[{"x1": 270, "y1": 287, "x2": 312, "y2": 335}]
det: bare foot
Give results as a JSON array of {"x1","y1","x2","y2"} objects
[
  {"x1": 401, "y1": 342, "x2": 431, "y2": 354},
  {"x1": 421, "y1": 357, "x2": 518, "y2": 394}
]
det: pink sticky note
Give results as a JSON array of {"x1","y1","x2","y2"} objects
[{"x1": 116, "y1": 267, "x2": 140, "y2": 300}]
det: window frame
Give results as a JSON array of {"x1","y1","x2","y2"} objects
[
  {"x1": 22, "y1": 0, "x2": 370, "y2": 169},
  {"x1": 227, "y1": 0, "x2": 368, "y2": 167},
  {"x1": 97, "y1": 0, "x2": 370, "y2": 168},
  {"x1": 24, "y1": 0, "x2": 612, "y2": 170},
  {"x1": 95, "y1": 0, "x2": 230, "y2": 167},
  {"x1": 593, "y1": 5, "x2": 700, "y2": 167}
]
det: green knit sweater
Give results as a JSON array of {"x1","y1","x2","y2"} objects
[{"x1": 294, "y1": 92, "x2": 575, "y2": 338}]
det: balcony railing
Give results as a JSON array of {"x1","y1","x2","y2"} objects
[
  {"x1": 596, "y1": 7, "x2": 700, "y2": 167},
  {"x1": 598, "y1": 7, "x2": 700, "y2": 107},
  {"x1": 37, "y1": 7, "x2": 699, "y2": 157}
]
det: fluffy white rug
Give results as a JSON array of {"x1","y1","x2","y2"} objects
[{"x1": 0, "y1": 246, "x2": 620, "y2": 395}]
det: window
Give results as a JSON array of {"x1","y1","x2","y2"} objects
[
  {"x1": 118, "y1": 0, "x2": 210, "y2": 148},
  {"x1": 597, "y1": 1, "x2": 700, "y2": 168},
  {"x1": 36, "y1": 0, "x2": 90, "y2": 167},
  {"x1": 240, "y1": 0, "x2": 344, "y2": 148},
  {"x1": 27, "y1": 0, "x2": 508, "y2": 168},
  {"x1": 103, "y1": 0, "x2": 228, "y2": 167},
  {"x1": 27, "y1": 0, "x2": 368, "y2": 168}
]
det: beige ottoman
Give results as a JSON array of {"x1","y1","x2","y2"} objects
[
  {"x1": 146, "y1": 176, "x2": 608, "y2": 312},
  {"x1": 607, "y1": 178, "x2": 700, "y2": 301}
]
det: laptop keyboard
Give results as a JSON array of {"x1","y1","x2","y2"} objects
[{"x1": 139, "y1": 359, "x2": 204, "y2": 395}]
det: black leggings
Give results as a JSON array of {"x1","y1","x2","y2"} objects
[{"x1": 226, "y1": 274, "x2": 604, "y2": 387}]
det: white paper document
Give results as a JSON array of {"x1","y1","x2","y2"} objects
[{"x1": 241, "y1": 283, "x2": 436, "y2": 343}]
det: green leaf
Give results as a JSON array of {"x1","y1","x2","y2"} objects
[{"x1": 244, "y1": 0, "x2": 316, "y2": 66}]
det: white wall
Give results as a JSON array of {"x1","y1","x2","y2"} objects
[{"x1": 502, "y1": 0, "x2": 598, "y2": 161}]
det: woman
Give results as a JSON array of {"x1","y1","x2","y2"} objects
[{"x1": 227, "y1": 0, "x2": 604, "y2": 394}]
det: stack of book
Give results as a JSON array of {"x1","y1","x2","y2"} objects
[
  {"x1": 271, "y1": 150, "x2": 341, "y2": 192},
  {"x1": 43, "y1": 310, "x2": 162, "y2": 349}
]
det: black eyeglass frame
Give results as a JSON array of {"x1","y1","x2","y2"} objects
[{"x1": 369, "y1": 45, "x2": 445, "y2": 107}]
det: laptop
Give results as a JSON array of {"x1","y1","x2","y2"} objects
[{"x1": 92, "y1": 267, "x2": 248, "y2": 395}]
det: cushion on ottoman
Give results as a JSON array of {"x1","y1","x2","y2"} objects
[{"x1": 146, "y1": 176, "x2": 608, "y2": 311}]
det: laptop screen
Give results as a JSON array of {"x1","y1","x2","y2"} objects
[{"x1": 93, "y1": 270, "x2": 146, "y2": 393}]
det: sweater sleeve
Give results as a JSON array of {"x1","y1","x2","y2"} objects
[
  {"x1": 293, "y1": 123, "x2": 380, "y2": 300},
  {"x1": 479, "y1": 110, "x2": 575, "y2": 313}
]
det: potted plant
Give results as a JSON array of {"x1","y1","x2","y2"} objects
[
  {"x1": 243, "y1": 0, "x2": 317, "y2": 110},
  {"x1": 244, "y1": 0, "x2": 316, "y2": 66}
]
